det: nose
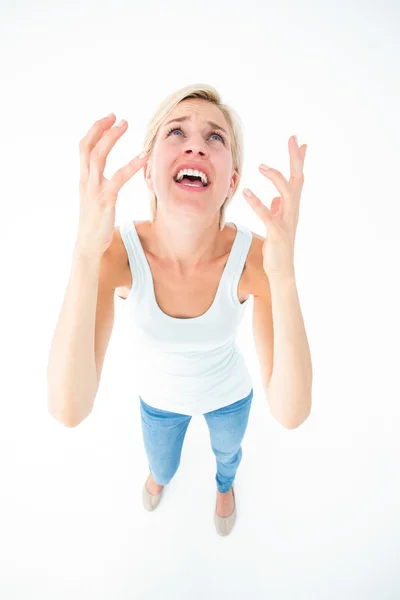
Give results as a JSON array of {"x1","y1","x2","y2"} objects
[
  {"x1": 182, "y1": 133, "x2": 208, "y2": 157},
  {"x1": 183, "y1": 146, "x2": 207, "y2": 158}
]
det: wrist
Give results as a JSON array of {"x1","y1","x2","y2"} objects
[{"x1": 73, "y1": 241, "x2": 103, "y2": 264}]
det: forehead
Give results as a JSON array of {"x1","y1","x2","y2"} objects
[{"x1": 164, "y1": 98, "x2": 229, "y2": 130}]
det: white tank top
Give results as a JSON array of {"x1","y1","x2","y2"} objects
[{"x1": 118, "y1": 220, "x2": 253, "y2": 416}]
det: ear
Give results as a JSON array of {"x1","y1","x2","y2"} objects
[
  {"x1": 143, "y1": 161, "x2": 153, "y2": 192},
  {"x1": 228, "y1": 170, "x2": 239, "y2": 197}
]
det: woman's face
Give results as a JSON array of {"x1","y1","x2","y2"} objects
[{"x1": 144, "y1": 98, "x2": 239, "y2": 218}]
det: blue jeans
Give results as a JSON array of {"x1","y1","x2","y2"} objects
[{"x1": 139, "y1": 388, "x2": 253, "y2": 494}]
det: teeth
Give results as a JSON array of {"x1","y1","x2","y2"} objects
[{"x1": 175, "y1": 168, "x2": 208, "y2": 185}]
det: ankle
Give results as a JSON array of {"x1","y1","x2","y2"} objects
[{"x1": 148, "y1": 474, "x2": 164, "y2": 489}]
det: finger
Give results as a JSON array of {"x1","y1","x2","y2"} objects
[
  {"x1": 300, "y1": 144, "x2": 307, "y2": 165},
  {"x1": 108, "y1": 150, "x2": 149, "y2": 194},
  {"x1": 88, "y1": 118, "x2": 131, "y2": 186},
  {"x1": 288, "y1": 136, "x2": 306, "y2": 180},
  {"x1": 79, "y1": 113, "x2": 116, "y2": 183},
  {"x1": 259, "y1": 165, "x2": 291, "y2": 199},
  {"x1": 270, "y1": 196, "x2": 282, "y2": 216},
  {"x1": 243, "y1": 188, "x2": 272, "y2": 224}
]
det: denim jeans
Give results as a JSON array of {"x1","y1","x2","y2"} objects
[{"x1": 139, "y1": 388, "x2": 253, "y2": 494}]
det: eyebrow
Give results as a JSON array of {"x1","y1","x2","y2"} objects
[{"x1": 163, "y1": 116, "x2": 229, "y2": 137}]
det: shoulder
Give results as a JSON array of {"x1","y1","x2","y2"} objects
[
  {"x1": 244, "y1": 229, "x2": 271, "y2": 298},
  {"x1": 226, "y1": 222, "x2": 269, "y2": 297},
  {"x1": 101, "y1": 226, "x2": 130, "y2": 295}
]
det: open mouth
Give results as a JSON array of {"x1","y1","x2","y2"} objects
[{"x1": 173, "y1": 174, "x2": 210, "y2": 191}]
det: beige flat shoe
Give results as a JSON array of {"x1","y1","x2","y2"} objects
[
  {"x1": 214, "y1": 485, "x2": 236, "y2": 536},
  {"x1": 142, "y1": 476, "x2": 164, "y2": 512}
]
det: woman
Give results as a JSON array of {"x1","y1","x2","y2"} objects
[{"x1": 47, "y1": 83, "x2": 312, "y2": 537}]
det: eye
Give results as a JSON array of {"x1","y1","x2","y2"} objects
[
  {"x1": 166, "y1": 127, "x2": 183, "y2": 137},
  {"x1": 166, "y1": 126, "x2": 226, "y2": 144},
  {"x1": 210, "y1": 131, "x2": 226, "y2": 143}
]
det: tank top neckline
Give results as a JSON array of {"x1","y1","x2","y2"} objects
[{"x1": 128, "y1": 220, "x2": 241, "y2": 322}]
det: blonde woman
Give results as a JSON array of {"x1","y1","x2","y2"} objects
[{"x1": 47, "y1": 84, "x2": 312, "y2": 537}]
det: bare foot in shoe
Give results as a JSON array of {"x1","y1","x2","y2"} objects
[
  {"x1": 216, "y1": 488, "x2": 235, "y2": 518},
  {"x1": 146, "y1": 473, "x2": 164, "y2": 496}
]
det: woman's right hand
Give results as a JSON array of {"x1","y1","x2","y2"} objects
[{"x1": 76, "y1": 113, "x2": 148, "y2": 258}]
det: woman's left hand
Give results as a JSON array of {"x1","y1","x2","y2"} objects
[{"x1": 243, "y1": 135, "x2": 307, "y2": 280}]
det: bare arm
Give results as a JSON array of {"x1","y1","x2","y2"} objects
[
  {"x1": 47, "y1": 112, "x2": 147, "y2": 427},
  {"x1": 46, "y1": 243, "x2": 113, "y2": 427}
]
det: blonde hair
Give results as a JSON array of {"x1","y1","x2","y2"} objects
[{"x1": 142, "y1": 83, "x2": 244, "y2": 231}]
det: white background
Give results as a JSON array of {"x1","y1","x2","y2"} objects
[{"x1": 1, "y1": 0, "x2": 399, "y2": 598}]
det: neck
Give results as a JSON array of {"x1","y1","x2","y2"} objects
[{"x1": 149, "y1": 212, "x2": 222, "y2": 274}]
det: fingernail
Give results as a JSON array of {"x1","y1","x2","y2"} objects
[
  {"x1": 116, "y1": 119, "x2": 126, "y2": 127},
  {"x1": 260, "y1": 163, "x2": 270, "y2": 170},
  {"x1": 243, "y1": 188, "x2": 252, "y2": 196},
  {"x1": 139, "y1": 150, "x2": 147, "y2": 159},
  {"x1": 294, "y1": 135, "x2": 298, "y2": 145}
]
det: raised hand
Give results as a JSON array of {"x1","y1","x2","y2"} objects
[
  {"x1": 243, "y1": 135, "x2": 307, "y2": 280},
  {"x1": 77, "y1": 113, "x2": 148, "y2": 258}
]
